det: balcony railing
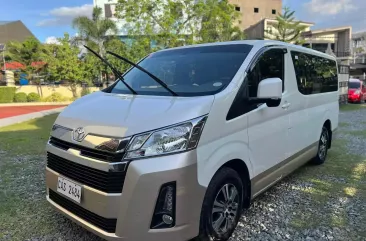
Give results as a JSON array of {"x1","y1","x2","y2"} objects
[
  {"x1": 334, "y1": 51, "x2": 351, "y2": 57},
  {"x1": 312, "y1": 49, "x2": 351, "y2": 57}
]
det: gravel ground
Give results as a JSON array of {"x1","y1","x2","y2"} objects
[
  {"x1": 1, "y1": 107, "x2": 366, "y2": 241},
  {"x1": 230, "y1": 106, "x2": 366, "y2": 241}
]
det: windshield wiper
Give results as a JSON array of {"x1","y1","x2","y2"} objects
[
  {"x1": 107, "y1": 51, "x2": 178, "y2": 96},
  {"x1": 83, "y1": 45, "x2": 137, "y2": 95}
]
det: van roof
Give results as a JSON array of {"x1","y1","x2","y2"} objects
[{"x1": 157, "y1": 40, "x2": 336, "y2": 61}]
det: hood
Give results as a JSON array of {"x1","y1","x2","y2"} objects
[
  {"x1": 348, "y1": 88, "x2": 359, "y2": 95},
  {"x1": 55, "y1": 91, "x2": 214, "y2": 138}
]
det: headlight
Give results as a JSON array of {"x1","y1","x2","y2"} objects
[{"x1": 124, "y1": 115, "x2": 207, "y2": 159}]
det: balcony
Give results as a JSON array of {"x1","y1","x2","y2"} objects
[{"x1": 333, "y1": 51, "x2": 351, "y2": 57}]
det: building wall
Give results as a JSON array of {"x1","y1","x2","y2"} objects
[
  {"x1": 93, "y1": 0, "x2": 128, "y2": 35},
  {"x1": 303, "y1": 28, "x2": 352, "y2": 57},
  {"x1": 229, "y1": 0, "x2": 282, "y2": 30},
  {"x1": 15, "y1": 86, "x2": 101, "y2": 98},
  {"x1": 244, "y1": 20, "x2": 265, "y2": 39}
]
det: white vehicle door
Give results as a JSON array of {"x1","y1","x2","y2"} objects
[{"x1": 246, "y1": 47, "x2": 291, "y2": 192}]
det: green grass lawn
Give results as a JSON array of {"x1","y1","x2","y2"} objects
[
  {"x1": 0, "y1": 114, "x2": 60, "y2": 241},
  {"x1": 340, "y1": 103, "x2": 366, "y2": 111},
  {"x1": 0, "y1": 110, "x2": 366, "y2": 240}
]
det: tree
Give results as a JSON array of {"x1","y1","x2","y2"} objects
[
  {"x1": 115, "y1": 0, "x2": 244, "y2": 48},
  {"x1": 72, "y1": 7, "x2": 118, "y2": 58},
  {"x1": 43, "y1": 34, "x2": 90, "y2": 85},
  {"x1": 115, "y1": 0, "x2": 202, "y2": 48},
  {"x1": 199, "y1": 0, "x2": 245, "y2": 43},
  {"x1": 4, "y1": 37, "x2": 48, "y2": 84},
  {"x1": 5, "y1": 37, "x2": 42, "y2": 66},
  {"x1": 265, "y1": 7, "x2": 307, "y2": 44}
]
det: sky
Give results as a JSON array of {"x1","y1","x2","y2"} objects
[{"x1": 0, "y1": 0, "x2": 366, "y2": 43}]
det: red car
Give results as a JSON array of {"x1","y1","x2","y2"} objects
[{"x1": 348, "y1": 79, "x2": 366, "y2": 103}]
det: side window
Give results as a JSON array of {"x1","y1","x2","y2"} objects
[
  {"x1": 291, "y1": 51, "x2": 338, "y2": 95},
  {"x1": 248, "y1": 49, "x2": 285, "y2": 97}
]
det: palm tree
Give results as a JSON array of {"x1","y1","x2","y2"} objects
[
  {"x1": 72, "y1": 7, "x2": 118, "y2": 85},
  {"x1": 73, "y1": 6, "x2": 118, "y2": 57}
]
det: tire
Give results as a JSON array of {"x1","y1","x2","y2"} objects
[
  {"x1": 195, "y1": 167, "x2": 244, "y2": 241},
  {"x1": 311, "y1": 126, "x2": 330, "y2": 165}
]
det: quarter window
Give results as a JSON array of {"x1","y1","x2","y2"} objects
[
  {"x1": 291, "y1": 51, "x2": 338, "y2": 95},
  {"x1": 247, "y1": 49, "x2": 285, "y2": 97}
]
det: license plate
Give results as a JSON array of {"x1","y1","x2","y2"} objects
[{"x1": 57, "y1": 177, "x2": 82, "y2": 203}]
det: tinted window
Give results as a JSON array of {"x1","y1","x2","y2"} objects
[
  {"x1": 109, "y1": 44, "x2": 253, "y2": 96},
  {"x1": 291, "y1": 51, "x2": 338, "y2": 95},
  {"x1": 248, "y1": 49, "x2": 285, "y2": 97},
  {"x1": 349, "y1": 81, "x2": 361, "y2": 89}
]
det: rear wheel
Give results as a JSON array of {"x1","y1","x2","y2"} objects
[
  {"x1": 312, "y1": 126, "x2": 330, "y2": 165},
  {"x1": 195, "y1": 167, "x2": 244, "y2": 241}
]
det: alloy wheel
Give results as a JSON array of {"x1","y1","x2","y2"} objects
[
  {"x1": 319, "y1": 128, "x2": 328, "y2": 161},
  {"x1": 211, "y1": 183, "x2": 239, "y2": 234}
]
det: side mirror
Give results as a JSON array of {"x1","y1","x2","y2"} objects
[{"x1": 248, "y1": 78, "x2": 282, "y2": 107}]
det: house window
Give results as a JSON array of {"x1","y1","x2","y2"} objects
[
  {"x1": 254, "y1": 8, "x2": 259, "y2": 13},
  {"x1": 105, "y1": 4, "x2": 117, "y2": 18},
  {"x1": 235, "y1": 6, "x2": 241, "y2": 11},
  {"x1": 272, "y1": 9, "x2": 276, "y2": 14}
]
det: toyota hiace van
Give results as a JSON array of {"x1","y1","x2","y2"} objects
[{"x1": 46, "y1": 40, "x2": 339, "y2": 241}]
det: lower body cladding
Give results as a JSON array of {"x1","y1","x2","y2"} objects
[{"x1": 46, "y1": 149, "x2": 206, "y2": 241}]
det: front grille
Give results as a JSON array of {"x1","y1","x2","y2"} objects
[
  {"x1": 49, "y1": 137, "x2": 127, "y2": 162},
  {"x1": 49, "y1": 189, "x2": 117, "y2": 233},
  {"x1": 47, "y1": 152, "x2": 126, "y2": 193}
]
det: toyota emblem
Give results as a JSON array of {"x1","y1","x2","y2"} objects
[{"x1": 73, "y1": 127, "x2": 86, "y2": 142}]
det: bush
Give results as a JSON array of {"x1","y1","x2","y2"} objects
[
  {"x1": 42, "y1": 92, "x2": 68, "y2": 102},
  {"x1": 14, "y1": 92, "x2": 28, "y2": 102},
  {"x1": 0, "y1": 87, "x2": 16, "y2": 103},
  {"x1": 81, "y1": 88, "x2": 91, "y2": 97},
  {"x1": 27, "y1": 92, "x2": 41, "y2": 102}
]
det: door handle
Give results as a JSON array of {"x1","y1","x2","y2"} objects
[{"x1": 282, "y1": 102, "x2": 291, "y2": 109}]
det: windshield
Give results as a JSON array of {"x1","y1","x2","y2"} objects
[
  {"x1": 349, "y1": 81, "x2": 361, "y2": 89},
  {"x1": 109, "y1": 44, "x2": 253, "y2": 96}
]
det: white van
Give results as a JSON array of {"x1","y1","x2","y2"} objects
[{"x1": 46, "y1": 40, "x2": 339, "y2": 241}]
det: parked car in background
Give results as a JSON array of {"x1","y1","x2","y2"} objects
[{"x1": 348, "y1": 78, "x2": 366, "y2": 103}]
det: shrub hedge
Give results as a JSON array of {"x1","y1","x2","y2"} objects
[
  {"x1": 14, "y1": 92, "x2": 28, "y2": 102},
  {"x1": 81, "y1": 88, "x2": 91, "y2": 97},
  {"x1": 27, "y1": 92, "x2": 41, "y2": 102},
  {"x1": 0, "y1": 87, "x2": 16, "y2": 103},
  {"x1": 42, "y1": 92, "x2": 68, "y2": 102}
]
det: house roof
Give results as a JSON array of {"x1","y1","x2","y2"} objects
[
  {"x1": 307, "y1": 26, "x2": 352, "y2": 35},
  {"x1": 0, "y1": 20, "x2": 37, "y2": 43},
  {"x1": 1, "y1": 61, "x2": 25, "y2": 71},
  {"x1": 1, "y1": 61, "x2": 47, "y2": 70}
]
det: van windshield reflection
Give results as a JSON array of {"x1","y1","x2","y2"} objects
[{"x1": 109, "y1": 44, "x2": 253, "y2": 96}]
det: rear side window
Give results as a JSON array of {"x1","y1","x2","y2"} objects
[{"x1": 291, "y1": 51, "x2": 338, "y2": 95}]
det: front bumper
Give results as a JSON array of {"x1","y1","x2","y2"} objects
[
  {"x1": 46, "y1": 145, "x2": 206, "y2": 241},
  {"x1": 348, "y1": 95, "x2": 361, "y2": 102}
]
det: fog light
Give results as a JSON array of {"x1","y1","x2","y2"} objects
[
  {"x1": 150, "y1": 182, "x2": 176, "y2": 229},
  {"x1": 162, "y1": 214, "x2": 174, "y2": 225}
]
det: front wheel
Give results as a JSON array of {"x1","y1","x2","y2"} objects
[
  {"x1": 312, "y1": 126, "x2": 330, "y2": 165},
  {"x1": 195, "y1": 167, "x2": 244, "y2": 241}
]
